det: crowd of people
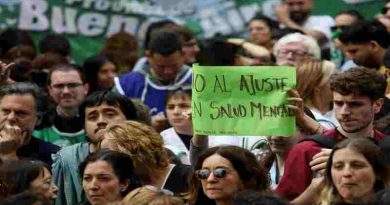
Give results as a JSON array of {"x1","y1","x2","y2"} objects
[{"x1": 0, "y1": 0, "x2": 390, "y2": 205}]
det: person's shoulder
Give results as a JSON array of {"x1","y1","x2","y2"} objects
[{"x1": 31, "y1": 136, "x2": 60, "y2": 152}]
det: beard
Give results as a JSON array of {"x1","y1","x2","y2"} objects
[{"x1": 290, "y1": 10, "x2": 310, "y2": 24}]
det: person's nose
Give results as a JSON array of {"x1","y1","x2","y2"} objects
[
  {"x1": 6, "y1": 111, "x2": 17, "y2": 124},
  {"x1": 89, "y1": 178, "x2": 100, "y2": 191},
  {"x1": 206, "y1": 171, "x2": 218, "y2": 183},
  {"x1": 62, "y1": 85, "x2": 71, "y2": 93},
  {"x1": 340, "y1": 104, "x2": 351, "y2": 116},
  {"x1": 51, "y1": 183, "x2": 59, "y2": 195},
  {"x1": 96, "y1": 114, "x2": 108, "y2": 127},
  {"x1": 341, "y1": 166, "x2": 353, "y2": 177}
]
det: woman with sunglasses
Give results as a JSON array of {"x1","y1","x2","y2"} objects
[{"x1": 190, "y1": 145, "x2": 270, "y2": 205}]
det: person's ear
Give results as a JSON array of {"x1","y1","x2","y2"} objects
[
  {"x1": 368, "y1": 41, "x2": 379, "y2": 51},
  {"x1": 373, "y1": 98, "x2": 384, "y2": 114},
  {"x1": 119, "y1": 179, "x2": 130, "y2": 193},
  {"x1": 83, "y1": 83, "x2": 89, "y2": 95}
]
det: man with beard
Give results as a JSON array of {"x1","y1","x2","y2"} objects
[
  {"x1": 275, "y1": 67, "x2": 388, "y2": 201},
  {"x1": 275, "y1": 0, "x2": 334, "y2": 58},
  {"x1": 33, "y1": 64, "x2": 89, "y2": 147},
  {"x1": 52, "y1": 90, "x2": 138, "y2": 205}
]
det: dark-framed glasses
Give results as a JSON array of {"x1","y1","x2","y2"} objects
[
  {"x1": 195, "y1": 168, "x2": 230, "y2": 180},
  {"x1": 51, "y1": 83, "x2": 83, "y2": 90}
]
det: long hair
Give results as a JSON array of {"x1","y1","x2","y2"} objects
[
  {"x1": 189, "y1": 146, "x2": 271, "y2": 203},
  {"x1": 317, "y1": 138, "x2": 388, "y2": 205}
]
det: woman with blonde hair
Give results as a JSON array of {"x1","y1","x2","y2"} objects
[
  {"x1": 100, "y1": 121, "x2": 191, "y2": 196},
  {"x1": 296, "y1": 59, "x2": 338, "y2": 129}
]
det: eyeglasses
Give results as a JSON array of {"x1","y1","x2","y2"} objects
[
  {"x1": 51, "y1": 83, "x2": 83, "y2": 90},
  {"x1": 195, "y1": 168, "x2": 230, "y2": 180},
  {"x1": 277, "y1": 50, "x2": 310, "y2": 58}
]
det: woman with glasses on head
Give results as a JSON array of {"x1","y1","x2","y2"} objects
[
  {"x1": 190, "y1": 145, "x2": 270, "y2": 205},
  {"x1": 79, "y1": 149, "x2": 141, "y2": 205}
]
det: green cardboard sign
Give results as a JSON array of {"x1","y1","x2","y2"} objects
[{"x1": 192, "y1": 64, "x2": 296, "y2": 136}]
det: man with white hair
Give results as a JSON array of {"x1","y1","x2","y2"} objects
[{"x1": 273, "y1": 32, "x2": 321, "y2": 66}]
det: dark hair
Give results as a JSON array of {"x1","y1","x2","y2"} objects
[
  {"x1": 83, "y1": 55, "x2": 115, "y2": 93},
  {"x1": 323, "y1": 138, "x2": 388, "y2": 203},
  {"x1": 39, "y1": 34, "x2": 71, "y2": 57},
  {"x1": 198, "y1": 39, "x2": 240, "y2": 66},
  {"x1": 1, "y1": 191, "x2": 51, "y2": 205},
  {"x1": 329, "y1": 67, "x2": 387, "y2": 101},
  {"x1": 80, "y1": 90, "x2": 138, "y2": 121},
  {"x1": 0, "y1": 82, "x2": 43, "y2": 112},
  {"x1": 143, "y1": 20, "x2": 177, "y2": 49},
  {"x1": 165, "y1": 89, "x2": 192, "y2": 106},
  {"x1": 79, "y1": 150, "x2": 141, "y2": 196},
  {"x1": 147, "y1": 31, "x2": 182, "y2": 56},
  {"x1": 336, "y1": 9, "x2": 364, "y2": 22},
  {"x1": 0, "y1": 160, "x2": 50, "y2": 196},
  {"x1": 47, "y1": 64, "x2": 86, "y2": 86},
  {"x1": 190, "y1": 146, "x2": 270, "y2": 202},
  {"x1": 0, "y1": 29, "x2": 36, "y2": 58},
  {"x1": 339, "y1": 20, "x2": 390, "y2": 48},
  {"x1": 233, "y1": 190, "x2": 288, "y2": 205},
  {"x1": 249, "y1": 14, "x2": 279, "y2": 33}
]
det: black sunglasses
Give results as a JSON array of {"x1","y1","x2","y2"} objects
[{"x1": 195, "y1": 168, "x2": 230, "y2": 180}]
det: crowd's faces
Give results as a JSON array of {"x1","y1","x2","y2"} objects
[
  {"x1": 83, "y1": 160, "x2": 128, "y2": 205},
  {"x1": 331, "y1": 148, "x2": 376, "y2": 204},
  {"x1": 333, "y1": 93, "x2": 382, "y2": 133},
  {"x1": 249, "y1": 20, "x2": 272, "y2": 46},
  {"x1": 48, "y1": 70, "x2": 88, "y2": 109},
  {"x1": 97, "y1": 62, "x2": 117, "y2": 89},
  {"x1": 0, "y1": 94, "x2": 37, "y2": 137},
  {"x1": 275, "y1": 42, "x2": 311, "y2": 66},
  {"x1": 182, "y1": 39, "x2": 200, "y2": 65},
  {"x1": 200, "y1": 154, "x2": 243, "y2": 202},
  {"x1": 267, "y1": 136, "x2": 297, "y2": 155},
  {"x1": 84, "y1": 103, "x2": 127, "y2": 143},
  {"x1": 166, "y1": 94, "x2": 192, "y2": 132},
  {"x1": 285, "y1": 0, "x2": 313, "y2": 24},
  {"x1": 29, "y1": 167, "x2": 58, "y2": 204},
  {"x1": 148, "y1": 51, "x2": 184, "y2": 83},
  {"x1": 342, "y1": 43, "x2": 379, "y2": 69}
]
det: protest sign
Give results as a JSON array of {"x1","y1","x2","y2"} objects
[{"x1": 192, "y1": 64, "x2": 296, "y2": 136}]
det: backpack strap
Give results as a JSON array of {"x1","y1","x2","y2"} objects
[{"x1": 299, "y1": 135, "x2": 338, "y2": 149}]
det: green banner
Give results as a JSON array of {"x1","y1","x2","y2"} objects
[{"x1": 192, "y1": 64, "x2": 296, "y2": 136}]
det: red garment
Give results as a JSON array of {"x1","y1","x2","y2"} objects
[{"x1": 275, "y1": 129, "x2": 387, "y2": 200}]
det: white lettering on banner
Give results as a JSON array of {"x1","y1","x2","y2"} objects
[
  {"x1": 105, "y1": 15, "x2": 139, "y2": 37},
  {"x1": 52, "y1": 7, "x2": 78, "y2": 34},
  {"x1": 18, "y1": 0, "x2": 49, "y2": 31},
  {"x1": 82, "y1": 0, "x2": 95, "y2": 9},
  {"x1": 78, "y1": 13, "x2": 107, "y2": 36},
  {"x1": 95, "y1": 0, "x2": 110, "y2": 11}
]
